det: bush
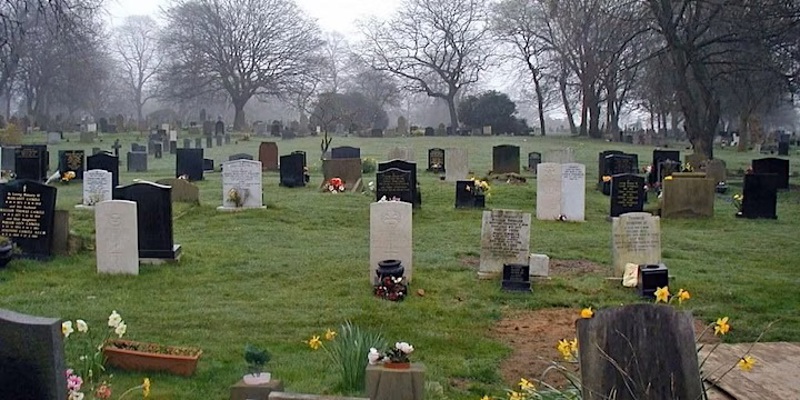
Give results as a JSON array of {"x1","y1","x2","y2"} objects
[{"x1": 362, "y1": 157, "x2": 377, "y2": 173}]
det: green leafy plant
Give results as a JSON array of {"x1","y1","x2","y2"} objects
[
  {"x1": 244, "y1": 344, "x2": 271, "y2": 375},
  {"x1": 305, "y1": 321, "x2": 385, "y2": 394},
  {"x1": 362, "y1": 157, "x2": 377, "y2": 173}
]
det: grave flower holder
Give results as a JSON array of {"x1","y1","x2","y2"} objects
[{"x1": 103, "y1": 339, "x2": 202, "y2": 376}]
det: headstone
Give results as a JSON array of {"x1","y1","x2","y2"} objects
[
  {"x1": 111, "y1": 140, "x2": 122, "y2": 158},
  {"x1": 14, "y1": 145, "x2": 48, "y2": 181},
  {"x1": 602, "y1": 153, "x2": 638, "y2": 179},
  {"x1": 51, "y1": 210, "x2": 69, "y2": 257},
  {"x1": 455, "y1": 180, "x2": 481, "y2": 208},
  {"x1": 258, "y1": 142, "x2": 279, "y2": 171},
  {"x1": 202, "y1": 121, "x2": 213, "y2": 135},
  {"x1": 203, "y1": 158, "x2": 214, "y2": 171},
  {"x1": 78, "y1": 169, "x2": 113, "y2": 208},
  {"x1": 169, "y1": 141, "x2": 177, "y2": 154},
  {"x1": 291, "y1": 150, "x2": 307, "y2": 167},
  {"x1": 387, "y1": 147, "x2": 415, "y2": 162},
  {"x1": 225, "y1": 134, "x2": 231, "y2": 144},
  {"x1": 611, "y1": 212, "x2": 661, "y2": 276},
  {"x1": 560, "y1": 163, "x2": 586, "y2": 221},
  {"x1": 739, "y1": 173, "x2": 779, "y2": 219},
  {"x1": 175, "y1": 148, "x2": 204, "y2": 181},
  {"x1": 752, "y1": 157, "x2": 789, "y2": 189},
  {"x1": 376, "y1": 168, "x2": 413, "y2": 204},
  {"x1": 126, "y1": 152, "x2": 148, "y2": 172},
  {"x1": 57, "y1": 150, "x2": 84, "y2": 180},
  {"x1": 331, "y1": 146, "x2": 360, "y2": 159},
  {"x1": 479, "y1": 209, "x2": 531, "y2": 278},
  {"x1": 229, "y1": 153, "x2": 254, "y2": 161},
  {"x1": 0, "y1": 180, "x2": 57, "y2": 259},
  {"x1": 369, "y1": 201, "x2": 413, "y2": 283},
  {"x1": 483, "y1": 125, "x2": 492, "y2": 135},
  {"x1": 658, "y1": 159, "x2": 681, "y2": 182},
  {"x1": 95, "y1": 200, "x2": 139, "y2": 275},
  {"x1": 0, "y1": 308, "x2": 67, "y2": 400},
  {"x1": 113, "y1": 182, "x2": 181, "y2": 261},
  {"x1": 701, "y1": 159, "x2": 727, "y2": 184},
  {"x1": 279, "y1": 154, "x2": 306, "y2": 188},
  {"x1": 155, "y1": 178, "x2": 200, "y2": 204},
  {"x1": 501, "y1": 263, "x2": 531, "y2": 292},
  {"x1": 527, "y1": 152, "x2": 541, "y2": 173},
  {"x1": 195, "y1": 138, "x2": 202, "y2": 148},
  {"x1": 424, "y1": 127, "x2": 435, "y2": 137},
  {"x1": 427, "y1": 148, "x2": 445, "y2": 172},
  {"x1": 1, "y1": 147, "x2": 16, "y2": 172},
  {"x1": 86, "y1": 152, "x2": 119, "y2": 189},
  {"x1": 79, "y1": 131, "x2": 94, "y2": 143},
  {"x1": 321, "y1": 159, "x2": 363, "y2": 191},
  {"x1": 661, "y1": 173, "x2": 715, "y2": 218},
  {"x1": 536, "y1": 163, "x2": 562, "y2": 220},
  {"x1": 684, "y1": 152, "x2": 707, "y2": 168},
  {"x1": 87, "y1": 123, "x2": 97, "y2": 133},
  {"x1": 378, "y1": 160, "x2": 419, "y2": 207},
  {"x1": 215, "y1": 120, "x2": 225, "y2": 135},
  {"x1": 529, "y1": 254, "x2": 550, "y2": 277},
  {"x1": 216, "y1": 136, "x2": 222, "y2": 146},
  {"x1": 46, "y1": 132, "x2": 61, "y2": 145},
  {"x1": 492, "y1": 145, "x2": 520, "y2": 174},
  {"x1": 218, "y1": 160, "x2": 265, "y2": 210},
  {"x1": 444, "y1": 148, "x2": 468, "y2": 182},
  {"x1": 91, "y1": 147, "x2": 101, "y2": 155},
  {"x1": 651, "y1": 149, "x2": 680, "y2": 184},
  {"x1": 206, "y1": 136, "x2": 213, "y2": 148},
  {"x1": 610, "y1": 174, "x2": 645, "y2": 217},
  {"x1": 183, "y1": 138, "x2": 191, "y2": 149},
  {"x1": 597, "y1": 151, "x2": 624, "y2": 182},
  {"x1": 370, "y1": 128, "x2": 383, "y2": 138},
  {"x1": 577, "y1": 304, "x2": 702, "y2": 400},
  {"x1": 169, "y1": 130, "x2": 178, "y2": 143},
  {"x1": 544, "y1": 148, "x2": 576, "y2": 164},
  {"x1": 778, "y1": 141, "x2": 789, "y2": 156}
]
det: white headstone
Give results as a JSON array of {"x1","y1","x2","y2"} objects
[
  {"x1": 87, "y1": 123, "x2": 97, "y2": 133},
  {"x1": 544, "y1": 148, "x2": 576, "y2": 164},
  {"x1": 529, "y1": 253, "x2": 550, "y2": 277},
  {"x1": 161, "y1": 123, "x2": 170, "y2": 130},
  {"x1": 611, "y1": 212, "x2": 661, "y2": 276},
  {"x1": 218, "y1": 160, "x2": 265, "y2": 210},
  {"x1": 479, "y1": 209, "x2": 531, "y2": 278},
  {"x1": 482, "y1": 126, "x2": 492, "y2": 135},
  {"x1": 536, "y1": 163, "x2": 562, "y2": 220},
  {"x1": 560, "y1": 163, "x2": 586, "y2": 221},
  {"x1": 95, "y1": 200, "x2": 139, "y2": 275},
  {"x1": 370, "y1": 201, "x2": 413, "y2": 284},
  {"x1": 76, "y1": 169, "x2": 113, "y2": 209},
  {"x1": 169, "y1": 130, "x2": 178, "y2": 142},
  {"x1": 445, "y1": 148, "x2": 469, "y2": 182},
  {"x1": 47, "y1": 132, "x2": 61, "y2": 145},
  {"x1": 387, "y1": 147, "x2": 415, "y2": 162}
]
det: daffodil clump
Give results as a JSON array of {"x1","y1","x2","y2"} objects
[
  {"x1": 482, "y1": 376, "x2": 580, "y2": 400},
  {"x1": 305, "y1": 322, "x2": 385, "y2": 393},
  {"x1": 62, "y1": 311, "x2": 151, "y2": 399},
  {"x1": 557, "y1": 339, "x2": 579, "y2": 362}
]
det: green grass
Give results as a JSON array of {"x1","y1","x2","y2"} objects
[{"x1": 1, "y1": 131, "x2": 799, "y2": 398}]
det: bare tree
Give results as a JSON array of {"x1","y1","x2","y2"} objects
[
  {"x1": 160, "y1": 0, "x2": 324, "y2": 130},
  {"x1": 113, "y1": 15, "x2": 162, "y2": 124},
  {"x1": 359, "y1": 0, "x2": 493, "y2": 130},
  {"x1": 322, "y1": 31, "x2": 348, "y2": 94}
]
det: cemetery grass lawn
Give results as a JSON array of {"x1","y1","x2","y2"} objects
[{"x1": 1, "y1": 132, "x2": 799, "y2": 399}]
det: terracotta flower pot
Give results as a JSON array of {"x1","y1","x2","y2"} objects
[
  {"x1": 103, "y1": 339, "x2": 202, "y2": 377},
  {"x1": 383, "y1": 362, "x2": 411, "y2": 370}
]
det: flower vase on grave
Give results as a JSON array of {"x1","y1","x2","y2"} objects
[{"x1": 376, "y1": 259, "x2": 404, "y2": 280}]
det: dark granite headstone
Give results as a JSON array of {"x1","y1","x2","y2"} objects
[
  {"x1": 127, "y1": 152, "x2": 148, "y2": 172},
  {"x1": 610, "y1": 174, "x2": 645, "y2": 217},
  {"x1": 203, "y1": 120, "x2": 213, "y2": 135},
  {"x1": 597, "y1": 150, "x2": 624, "y2": 182},
  {"x1": 331, "y1": 146, "x2": 361, "y2": 159},
  {"x1": 113, "y1": 182, "x2": 181, "y2": 260},
  {"x1": 424, "y1": 127, "x2": 435, "y2": 136},
  {"x1": 175, "y1": 148, "x2": 204, "y2": 181},
  {"x1": 279, "y1": 153, "x2": 306, "y2": 188},
  {"x1": 455, "y1": 180, "x2": 482, "y2": 208},
  {"x1": 528, "y1": 152, "x2": 541, "y2": 172},
  {"x1": 492, "y1": 145, "x2": 520, "y2": 174},
  {"x1": 291, "y1": 150, "x2": 307, "y2": 167},
  {"x1": 203, "y1": 158, "x2": 214, "y2": 171},
  {"x1": 370, "y1": 128, "x2": 383, "y2": 137},
  {"x1": 229, "y1": 153, "x2": 254, "y2": 161},
  {"x1": 0, "y1": 308, "x2": 67, "y2": 400},
  {"x1": 169, "y1": 141, "x2": 177, "y2": 154},
  {"x1": 501, "y1": 263, "x2": 531, "y2": 292},
  {"x1": 777, "y1": 142, "x2": 789, "y2": 156},
  {"x1": 183, "y1": 138, "x2": 191, "y2": 149},
  {"x1": 206, "y1": 136, "x2": 213, "y2": 148},
  {"x1": 752, "y1": 157, "x2": 789, "y2": 189},
  {"x1": 215, "y1": 120, "x2": 225, "y2": 135},
  {"x1": 225, "y1": 134, "x2": 231, "y2": 144},
  {"x1": 427, "y1": 148, "x2": 445, "y2": 172},
  {"x1": 0, "y1": 180, "x2": 57, "y2": 259},
  {"x1": 154, "y1": 142, "x2": 163, "y2": 159},
  {"x1": 57, "y1": 150, "x2": 84, "y2": 180},
  {"x1": 86, "y1": 152, "x2": 119, "y2": 188},
  {"x1": 658, "y1": 160, "x2": 681, "y2": 182},
  {"x1": 195, "y1": 138, "x2": 202, "y2": 148},
  {"x1": 376, "y1": 168, "x2": 413, "y2": 204},
  {"x1": 603, "y1": 153, "x2": 638, "y2": 178},
  {"x1": 1, "y1": 147, "x2": 17, "y2": 172},
  {"x1": 14, "y1": 145, "x2": 48, "y2": 181},
  {"x1": 740, "y1": 173, "x2": 779, "y2": 219},
  {"x1": 651, "y1": 150, "x2": 680, "y2": 184},
  {"x1": 216, "y1": 136, "x2": 222, "y2": 146},
  {"x1": 378, "y1": 160, "x2": 420, "y2": 206}
]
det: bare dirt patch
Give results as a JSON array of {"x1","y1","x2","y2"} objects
[{"x1": 549, "y1": 259, "x2": 606, "y2": 276}]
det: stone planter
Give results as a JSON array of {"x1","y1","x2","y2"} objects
[
  {"x1": 103, "y1": 339, "x2": 202, "y2": 376},
  {"x1": 243, "y1": 372, "x2": 271, "y2": 385}
]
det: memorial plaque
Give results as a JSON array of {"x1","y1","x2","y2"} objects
[
  {"x1": 492, "y1": 145, "x2": 520, "y2": 174},
  {"x1": 376, "y1": 168, "x2": 413, "y2": 204},
  {"x1": 427, "y1": 148, "x2": 445, "y2": 172},
  {"x1": 279, "y1": 153, "x2": 306, "y2": 188},
  {"x1": 331, "y1": 146, "x2": 361, "y2": 159},
  {"x1": 611, "y1": 212, "x2": 661, "y2": 276},
  {"x1": 0, "y1": 180, "x2": 57, "y2": 259},
  {"x1": 502, "y1": 263, "x2": 531, "y2": 292},
  {"x1": 479, "y1": 209, "x2": 531, "y2": 278},
  {"x1": 175, "y1": 148, "x2": 204, "y2": 181},
  {"x1": 58, "y1": 150, "x2": 85, "y2": 180},
  {"x1": 14, "y1": 145, "x2": 48, "y2": 181},
  {"x1": 752, "y1": 157, "x2": 789, "y2": 189},
  {"x1": 218, "y1": 160, "x2": 264, "y2": 209},
  {"x1": 86, "y1": 152, "x2": 119, "y2": 188},
  {"x1": 113, "y1": 182, "x2": 181, "y2": 261},
  {"x1": 610, "y1": 174, "x2": 645, "y2": 217}
]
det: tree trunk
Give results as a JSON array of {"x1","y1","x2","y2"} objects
[
  {"x1": 446, "y1": 96, "x2": 459, "y2": 134},
  {"x1": 737, "y1": 113, "x2": 750, "y2": 152},
  {"x1": 233, "y1": 99, "x2": 247, "y2": 131},
  {"x1": 579, "y1": 89, "x2": 588, "y2": 137},
  {"x1": 559, "y1": 73, "x2": 577, "y2": 134},
  {"x1": 533, "y1": 73, "x2": 547, "y2": 136}
]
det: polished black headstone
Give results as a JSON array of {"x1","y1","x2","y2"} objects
[
  {"x1": 752, "y1": 157, "x2": 789, "y2": 189},
  {"x1": 291, "y1": 150, "x2": 307, "y2": 167},
  {"x1": 376, "y1": 168, "x2": 413, "y2": 204},
  {"x1": 651, "y1": 150, "x2": 680, "y2": 184},
  {"x1": 598, "y1": 150, "x2": 624, "y2": 182},
  {"x1": 1, "y1": 147, "x2": 17, "y2": 172},
  {"x1": 740, "y1": 173, "x2": 779, "y2": 219},
  {"x1": 610, "y1": 174, "x2": 645, "y2": 217},
  {"x1": 0, "y1": 180, "x2": 57, "y2": 259},
  {"x1": 427, "y1": 148, "x2": 445, "y2": 172},
  {"x1": 215, "y1": 120, "x2": 225, "y2": 135},
  {"x1": 86, "y1": 152, "x2": 119, "y2": 188},
  {"x1": 528, "y1": 152, "x2": 541, "y2": 172},
  {"x1": 229, "y1": 153, "x2": 254, "y2": 161},
  {"x1": 455, "y1": 180, "x2": 479, "y2": 208},
  {"x1": 176, "y1": 148, "x2": 204, "y2": 181},
  {"x1": 279, "y1": 153, "x2": 306, "y2": 188},
  {"x1": 502, "y1": 263, "x2": 531, "y2": 292},
  {"x1": 57, "y1": 150, "x2": 84, "y2": 180},
  {"x1": 378, "y1": 160, "x2": 420, "y2": 206},
  {"x1": 113, "y1": 182, "x2": 181, "y2": 260},
  {"x1": 492, "y1": 145, "x2": 520, "y2": 174},
  {"x1": 203, "y1": 158, "x2": 214, "y2": 171},
  {"x1": 331, "y1": 146, "x2": 360, "y2": 159},
  {"x1": 127, "y1": 152, "x2": 148, "y2": 172},
  {"x1": 14, "y1": 145, "x2": 48, "y2": 181}
]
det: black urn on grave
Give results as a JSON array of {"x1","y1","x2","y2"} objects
[{"x1": 376, "y1": 259, "x2": 405, "y2": 281}]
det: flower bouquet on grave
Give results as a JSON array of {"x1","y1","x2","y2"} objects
[
  {"x1": 373, "y1": 275, "x2": 408, "y2": 302},
  {"x1": 324, "y1": 177, "x2": 346, "y2": 193},
  {"x1": 227, "y1": 187, "x2": 250, "y2": 208},
  {"x1": 61, "y1": 171, "x2": 76, "y2": 184},
  {"x1": 368, "y1": 342, "x2": 414, "y2": 369},
  {"x1": 466, "y1": 177, "x2": 490, "y2": 196}
]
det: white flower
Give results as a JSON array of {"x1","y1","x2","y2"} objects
[
  {"x1": 396, "y1": 342, "x2": 414, "y2": 354},
  {"x1": 367, "y1": 347, "x2": 382, "y2": 365},
  {"x1": 108, "y1": 310, "x2": 122, "y2": 328},
  {"x1": 68, "y1": 390, "x2": 85, "y2": 400},
  {"x1": 76, "y1": 319, "x2": 88, "y2": 333},
  {"x1": 62, "y1": 321, "x2": 74, "y2": 338},
  {"x1": 114, "y1": 321, "x2": 127, "y2": 338}
]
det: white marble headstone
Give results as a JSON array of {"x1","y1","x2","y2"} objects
[
  {"x1": 544, "y1": 148, "x2": 576, "y2": 164},
  {"x1": 95, "y1": 200, "x2": 139, "y2": 275},
  {"x1": 445, "y1": 148, "x2": 468, "y2": 182},
  {"x1": 161, "y1": 123, "x2": 170, "y2": 130},
  {"x1": 479, "y1": 209, "x2": 531, "y2": 278},
  {"x1": 536, "y1": 163, "x2": 562, "y2": 220},
  {"x1": 87, "y1": 123, "x2": 97, "y2": 133},
  {"x1": 387, "y1": 147, "x2": 415, "y2": 162},
  {"x1": 611, "y1": 212, "x2": 661, "y2": 276},
  {"x1": 218, "y1": 160, "x2": 265, "y2": 210},
  {"x1": 560, "y1": 163, "x2": 586, "y2": 221},
  {"x1": 169, "y1": 130, "x2": 178, "y2": 142},
  {"x1": 369, "y1": 201, "x2": 413, "y2": 284},
  {"x1": 77, "y1": 169, "x2": 113, "y2": 209}
]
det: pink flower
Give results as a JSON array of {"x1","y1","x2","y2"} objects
[{"x1": 67, "y1": 373, "x2": 83, "y2": 391}]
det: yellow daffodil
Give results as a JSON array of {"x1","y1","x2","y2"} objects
[
  {"x1": 518, "y1": 378, "x2": 534, "y2": 391},
  {"x1": 325, "y1": 328, "x2": 337, "y2": 341},
  {"x1": 143, "y1": 378, "x2": 151, "y2": 397},
  {"x1": 654, "y1": 286, "x2": 670, "y2": 303},
  {"x1": 737, "y1": 355, "x2": 756, "y2": 372},
  {"x1": 665, "y1": 176, "x2": 674, "y2": 180},
  {"x1": 62, "y1": 321, "x2": 74, "y2": 338},
  {"x1": 481, "y1": 396, "x2": 491, "y2": 400},
  {"x1": 306, "y1": 335, "x2": 322, "y2": 350},
  {"x1": 580, "y1": 308, "x2": 594, "y2": 319},
  {"x1": 677, "y1": 289, "x2": 691, "y2": 304},
  {"x1": 508, "y1": 390, "x2": 523, "y2": 400},
  {"x1": 714, "y1": 317, "x2": 731, "y2": 336},
  {"x1": 557, "y1": 339, "x2": 572, "y2": 361},
  {"x1": 569, "y1": 338, "x2": 579, "y2": 355}
]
